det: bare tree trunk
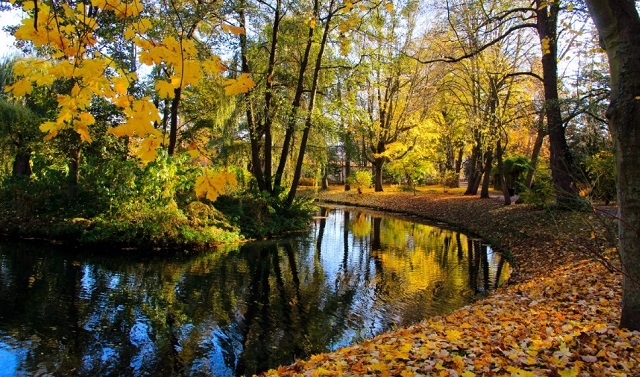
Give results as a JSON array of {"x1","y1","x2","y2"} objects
[
  {"x1": 167, "y1": 87, "x2": 181, "y2": 156},
  {"x1": 465, "y1": 143, "x2": 481, "y2": 195},
  {"x1": 480, "y1": 148, "x2": 493, "y2": 199},
  {"x1": 373, "y1": 159, "x2": 384, "y2": 192},
  {"x1": 496, "y1": 139, "x2": 511, "y2": 205},
  {"x1": 586, "y1": 0, "x2": 640, "y2": 330},
  {"x1": 525, "y1": 124, "x2": 546, "y2": 188},
  {"x1": 536, "y1": 0, "x2": 579, "y2": 205},
  {"x1": 12, "y1": 150, "x2": 31, "y2": 177}
]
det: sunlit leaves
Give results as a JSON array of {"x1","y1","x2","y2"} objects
[
  {"x1": 223, "y1": 73, "x2": 256, "y2": 96},
  {"x1": 195, "y1": 169, "x2": 238, "y2": 202},
  {"x1": 7, "y1": 0, "x2": 255, "y2": 164}
]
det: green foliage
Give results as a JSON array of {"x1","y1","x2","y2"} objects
[
  {"x1": 0, "y1": 152, "x2": 244, "y2": 249},
  {"x1": 215, "y1": 187, "x2": 316, "y2": 239},
  {"x1": 586, "y1": 150, "x2": 616, "y2": 205},
  {"x1": 348, "y1": 170, "x2": 372, "y2": 192},
  {"x1": 503, "y1": 155, "x2": 531, "y2": 192},
  {"x1": 519, "y1": 167, "x2": 555, "y2": 208}
]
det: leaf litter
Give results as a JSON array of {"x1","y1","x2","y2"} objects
[{"x1": 254, "y1": 188, "x2": 639, "y2": 376}]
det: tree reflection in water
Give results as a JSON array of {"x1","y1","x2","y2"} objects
[{"x1": 0, "y1": 206, "x2": 509, "y2": 376}]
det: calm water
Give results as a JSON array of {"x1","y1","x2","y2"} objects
[{"x1": 0, "y1": 206, "x2": 509, "y2": 376}]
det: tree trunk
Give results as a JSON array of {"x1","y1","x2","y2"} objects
[
  {"x1": 586, "y1": 0, "x2": 640, "y2": 331},
  {"x1": 464, "y1": 143, "x2": 481, "y2": 195},
  {"x1": 68, "y1": 148, "x2": 80, "y2": 186},
  {"x1": 480, "y1": 148, "x2": 493, "y2": 199},
  {"x1": 239, "y1": 8, "x2": 266, "y2": 192},
  {"x1": 373, "y1": 158, "x2": 384, "y2": 192},
  {"x1": 167, "y1": 87, "x2": 181, "y2": 156},
  {"x1": 344, "y1": 146, "x2": 351, "y2": 191},
  {"x1": 496, "y1": 139, "x2": 511, "y2": 205},
  {"x1": 525, "y1": 123, "x2": 546, "y2": 188},
  {"x1": 12, "y1": 150, "x2": 31, "y2": 177},
  {"x1": 536, "y1": 0, "x2": 579, "y2": 205}
]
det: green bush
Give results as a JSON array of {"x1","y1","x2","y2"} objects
[
  {"x1": 215, "y1": 189, "x2": 315, "y2": 239},
  {"x1": 519, "y1": 167, "x2": 555, "y2": 208},
  {"x1": 586, "y1": 150, "x2": 616, "y2": 205}
]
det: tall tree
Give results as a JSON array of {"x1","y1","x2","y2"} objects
[
  {"x1": 585, "y1": 0, "x2": 640, "y2": 330},
  {"x1": 358, "y1": 0, "x2": 439, "y2": 192}
]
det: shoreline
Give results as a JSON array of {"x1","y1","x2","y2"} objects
[{"x1": 258, "y1": 187, "x2": 638, "y2": 376}]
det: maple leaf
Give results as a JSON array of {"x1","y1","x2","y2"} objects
[
  {"x1": 6, "y1": 78, "x2": 33, "y2": 96},
  {"x1": 40, "y1": 121, "x2": 64, "y2": 140},
  {"x1": 558, "y1": 367, "x2": 579, "y2": 377},
  {"x1": 222, "y1": 73, "x2": 255, "y2": 95},
  {"x1": 156, "y1": 80, "x2": 177, "y2": 99},
  {"x1": 203, "y1": 56, "x2": 227, "y2": 75},
  {"x1": 195, "y1": 169, "x2": 238, "y2": 202},
  {"x1": 136, "y1": 137, "x2": 162, "y2": 163}
]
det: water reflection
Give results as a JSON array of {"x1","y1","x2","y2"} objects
[{"x1": 0, "y1": 206, "x2": 509, "y2": 376}]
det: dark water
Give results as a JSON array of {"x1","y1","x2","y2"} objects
[{"x1": 0, "y1": 206, "x2": 509, "y2": 376}]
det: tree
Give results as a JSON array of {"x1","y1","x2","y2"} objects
[
  {"x1": 585, "y1": 0, "x2": 640, "y2": 330},
  {"x1": 357, "y1": 0, "x2": 439, "y2": 192}
]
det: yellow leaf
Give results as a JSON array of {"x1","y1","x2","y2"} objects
[
  {"x1": 113, "y1": 76, "x2": 129, "y2": 95},
  {"x1": 136, "y1": 137, "x2": 162, "y2": 163},
  {"x1": 195, "y1": 169, "x2": 237, "y2": 202},
  {"x1": 309, "y1": 18, "x2": 317, "y2": 29},
  {"x1": 385, "y1": 2, "x2": 393, "y2": 12},
  {"x1": 76, "y1": 122, "x2": 92, "y2": 142},
  {"x1": 221, "y1": 23, "x2": 245, "y2": 36},
  {"x1": 344, "y1": 1, "x2": 353, "y2": 12},
  {"x1": 6, "y1": 78, "x2": 33, "y2": 96},
  {"x1": 558, "y1": 367, "x2": 579, "y2": 377},
  {"x1": 40, "y1": 121, "x2": 63, "y2": 140},
  {"x1": 203, "y1": 56, "x2": 227, "y2": 75},
  {"x1": 124, "y1": 26, "x2": 136, "y2": 40},
  {"x1": 445, "y1": 329, "x2": 462, "y2": 342},
  {"x1": 506, "y1": 366, "x2": 537, "y2": 377},
  {"x1": 156, "y1": 80, "x2": 177, "y2": 99},
  {"x1": 222, "y1": 73, "x2": 255, "y2": 95}
]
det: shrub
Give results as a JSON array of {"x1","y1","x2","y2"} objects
[
  {"x1": 586, "y1": 150, "x2": 616, "y2": 205},
  {"x1": 519, "y1": 167, "x2": 555, "y2": 208},
  {"x1": 348, "y1": 170, "x2": 372, "y2": 192}
]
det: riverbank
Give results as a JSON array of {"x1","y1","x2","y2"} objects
[{"x1": 258, "y1": 186, "x2": 639, "y2": 376}]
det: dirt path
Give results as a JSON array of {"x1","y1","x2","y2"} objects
[{"x1": 255, "y1": 187, "x2": 639, "y2": 377}]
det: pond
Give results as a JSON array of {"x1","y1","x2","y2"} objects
[{"x1": 0, "y1": 205, "x2": 509, "y2": 376}]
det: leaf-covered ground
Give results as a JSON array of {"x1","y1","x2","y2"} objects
[{"x1": 255, "y1": 187, "x2": 639, "y2": 376}]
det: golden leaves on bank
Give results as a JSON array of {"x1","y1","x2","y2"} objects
[{"x1": 261, "y1": 260, "x2": 639, "y2": 377}]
